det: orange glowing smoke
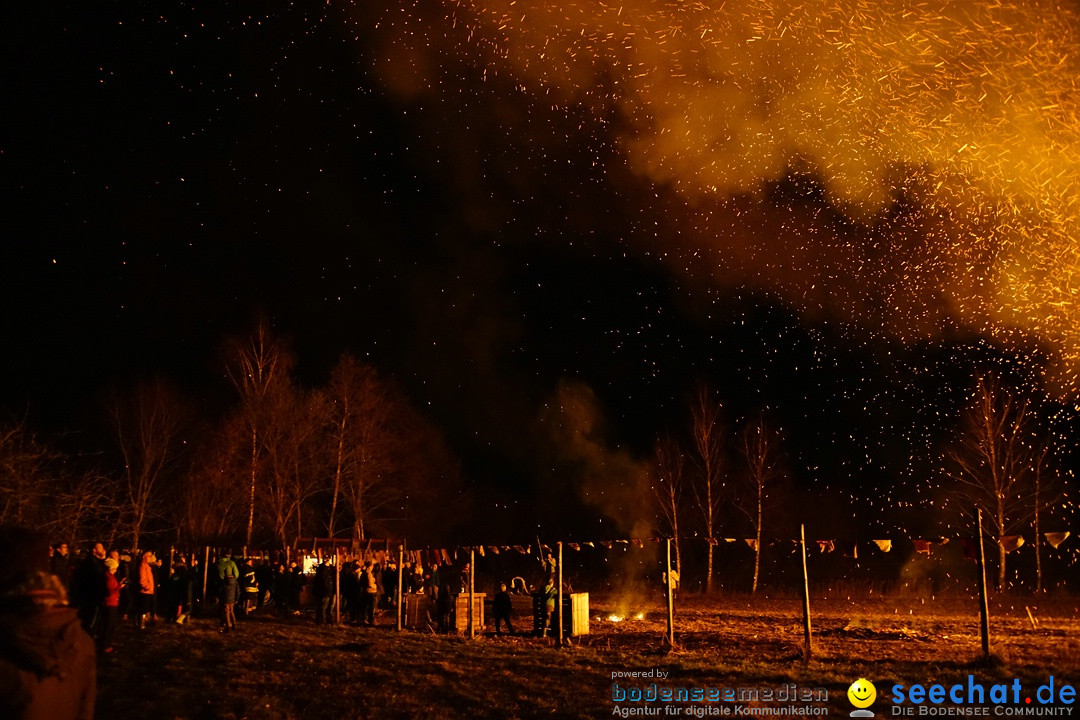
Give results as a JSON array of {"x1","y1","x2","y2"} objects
[{"x1": 380, "y1": 0, "x2": 1080, "y2": 391}]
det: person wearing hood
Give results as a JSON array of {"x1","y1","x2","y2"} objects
[{"x1": 0, "y1": 524, "x2": 96, "y2": 720}]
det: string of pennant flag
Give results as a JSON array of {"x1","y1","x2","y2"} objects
[{"x1": 295, "y1": 532, "x2": 1071, "y2": 564}]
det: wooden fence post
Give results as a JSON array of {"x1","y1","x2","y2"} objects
[
  {"x1": 396, "y1": 542, "x2": 405, "y2": 632},
  {"x1": 666, "y1": 538, "x2": 675, "y2": 648},
  {"x1": 334, "y1": 548, "x2": 341, "y2": 626},
  {"x1": 557, "y1": 541, "x2": 564, "y2": 647},
  {"x1": 977, "y1": 508, "x2": 992, "y2": 657},
  {"x1": 468, "y1": 547, "x2": 476, "y2": 639},
  {"x1": 800, "y1": 523, "x2": 813, "y2": 663},
  {"x1": 202, "y1": 546, "x2": 210, "y2": 610}
]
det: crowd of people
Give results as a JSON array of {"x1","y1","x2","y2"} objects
[
  {"x1": 44, "y1": 541, "x2": 205, "y2": 652},
  {"x1": 42, "y1": 542, "x2": 564, "y2": 641},
  {"x1": 0, "y1": 526, "x2": 568, "y2": 720}
]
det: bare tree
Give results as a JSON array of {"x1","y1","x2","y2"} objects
[
  {"x1": 223, "y1": 320, "x2": 294, "y2": 548},
  {"x1": 947, "y1": 374, "x2": 1046, "y2": 591},
  {"x1": 179, "y1": 414, "x2": 249, "y2": 545},
  {"x1": 110, "y1": 378, "x2": 188, "y2": 550},
  {"x1": 324, "y1": 355, "x2": 377, "y2": 538},
  {"x1": 260, "y1": 385, "x2": 325, "y2": 547},
  {"x1": 651, "y1": 433, "x2": 686, "y2": 578},
  {"x1": 0, "y1": 419, "x2": 118, "y2": 545},
  {"x1": 0, "y1": 419, "x2": 56, "y2": 526},
  {"x1": 1030, "y1": 440, "x2": 1067, "y2": 593},
  {"x1": 320, "y1": 353, "x2": 467, "y2": 542},
  {"x1": 52, "y1": 470, "x2": 118, "y2": 548},
  {"x1": 736, "y1": 416, "x2": 787, "y2": 594},
  {"x1": 323, "y1": 356, "x2": 400, "y2": 540},
  {"x1": 689, "y1": 385, "x2": 727, "y2": 594}
]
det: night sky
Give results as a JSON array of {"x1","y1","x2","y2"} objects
[{"x1": 4, "y1": 1, "x2": 1079, "y2": 540}]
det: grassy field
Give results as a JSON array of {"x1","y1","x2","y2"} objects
[{"x1": 97, "y1": 591, "x2": 1080, "y2": 720}]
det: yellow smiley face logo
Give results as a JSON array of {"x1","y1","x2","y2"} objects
[{"x1": 848, "y1": 678, "x2": 877, "y2": 709}]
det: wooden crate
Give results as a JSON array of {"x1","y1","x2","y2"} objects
[
  {"x1": 403, "y1": 593, "x2": 431, "y2": 629},
  {"x1": 454, "y1": 592, "x2": 485, "y2": 634},
  {"x1": 529, "y1": 591, "x2": 590, "y2": 636},
  {"x1": 569, "y1": 592, "x2": 589, "y2": 636}
]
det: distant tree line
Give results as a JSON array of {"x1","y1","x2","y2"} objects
[
  {"x1": 0, "y1": 320, "x2": 466, "y2": 550},
  {"x1": 0, "y1": 320, "x2": 1073, "y2": 595},
  {"x1": 648, "y1": 373, "x2": 1073, "y2": 594}
]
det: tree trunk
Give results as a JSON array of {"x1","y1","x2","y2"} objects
[
  {"x1": 705, "y1": 492, "x2": 714, "y2": 594},
  {"x1": 997, "y1": 538, "x2": 1007, "y2": 592},
  {"x1": 246, "y1": 427, "x2": 257, "y2": 549},
  {"x1": 706, "y1": 541, "x2": 714, "y2": 594},
  {"x1": 673, "y1": 514, "x2": 681, "y2": 579},
  {"x1": 131, "y1": 504, "x2": 144, "y2": 554},
  {"x1": 329, "y1": 415, "x2": 346, "y2": 537},
  {"x1": 752, "y1": 531, "x2": 761, "y2": 594},
  {"x1": 752, "y1": 480, "x2": 763, "y2": 594},
  {"x1": 997, "y1": 504, "x2": 1007, "y2": 591},
  {"x1": 1035, "y1": 469, "x2": 1042, "y2": 593}
]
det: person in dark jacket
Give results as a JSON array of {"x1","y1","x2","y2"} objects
[
  {"x1": 168, "y1": 554, "x2": 192, "y2": 624},
  {"x1": 287, "y1": 561, "x2": 306, "y2": 613},
  {"x1": 436, "y1": 582, "x2": 454, "y2": 634},
  {"x1": 313, "y1": 560, "x2": 336, "y2": 625},
  {"x1": 381, "y1": 562, "x2": 398, "y2": 610},
  {"x1": 49, "y1": 542, "x2": 71, "y2": 590},
  {"x1": 255, "y1": 560, "x2": 273, "y2": 608},
  {"x1": 239, "y1": 559, "x2": 258, "y2": 617},
  {"x1": 272, "y1": 563, "x2": 289, "y2": 617},
  {"x1": 70, "y1": 543, "x2": 106, "y2": 637},
  {"x1": 0, "y1": 524, "x2": 96, "y2": 720},
  {"x1": 341, "y1": 561, "x2": 361, "y2": 624},
  {"x1": 493, "y1": 582, "x2": 514, "y2": 636}
]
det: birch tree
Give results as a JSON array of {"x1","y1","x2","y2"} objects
[
  {"x1": 223, "y1": 320, "x2": 294, "y2": 548},
  {"x1": 947, "y1": 374, "x2": 1045, "y2": 591},
  {"x1": 323, "y1": 356, "x2": 400, "y2": 540},
  {"x1": 651, "y1": 433, "x2": 686, "y2": 578},
  {"x1": 261, "y1": 385, "x2": 325, "y2": 547},
  {"x1": 736, "y1": 416, "x2": 787, "y2": 594},
  {"x1": 689, "y1": 385, "x2": 726, "y2": 594}
]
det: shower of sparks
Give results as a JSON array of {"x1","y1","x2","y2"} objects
[{"x1": 418, "y1": 0, "x2": 1080, "y2": 392}]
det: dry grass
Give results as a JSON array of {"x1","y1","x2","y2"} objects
[{"x1": 97, "y1": 592, "x2": 1080, "y2": 719}]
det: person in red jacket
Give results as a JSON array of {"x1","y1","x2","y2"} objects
[
  {"x1": 98, "y1": 558, "x2": 122, "y2": 653},
  {"x1": 0, "y1": 524, "x2": 96, "y2": 720}
]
